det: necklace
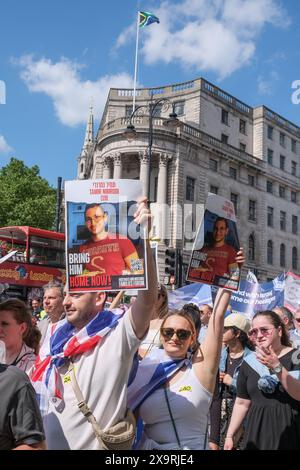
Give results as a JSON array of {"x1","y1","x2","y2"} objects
[{"x1": 228, "y1": 351, "x2": 244, "y2": 365}]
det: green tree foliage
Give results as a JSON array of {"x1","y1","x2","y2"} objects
[{"x1": 0, "y1": 158, "x2": 57, "y2": 229}]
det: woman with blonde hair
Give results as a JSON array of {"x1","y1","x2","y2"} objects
[{"x1": 0, "y1": 298, "x2": 39, "y2": 374}]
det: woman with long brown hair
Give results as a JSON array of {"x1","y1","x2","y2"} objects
[
  {"x1": 225, "y1": 310, "x2": 300, "y2": 450},
  {"x1": 0, "y1": 298, "x2": 39, "y2": 374}
]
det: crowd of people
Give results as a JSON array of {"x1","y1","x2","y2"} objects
[{"x1": 1, "y1": 199, "x2": 300, "y2": 451}]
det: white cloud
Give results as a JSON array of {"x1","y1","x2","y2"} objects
[
  {"x1": 117, "y1": 0, "x2": 290, "y2": 79},
  {"x1": 258, "y1": 70, "x2": 280, "y2": 95},
  {"x1": 0, "y1": 135, "x2": 13, "y2": 154},
  {"x1": 14, "y1": 55, "x2": 133, "y2": 127}
]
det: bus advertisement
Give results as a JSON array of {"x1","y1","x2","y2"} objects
[{"x1": 0, "y1": 226, "x2": 65, "y2": 300}]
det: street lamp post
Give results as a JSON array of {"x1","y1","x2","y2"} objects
[{"x1": 123, "y1": 97, "x2": 181, "y2": 200}]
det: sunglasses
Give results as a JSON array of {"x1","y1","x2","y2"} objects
[
  {"x1": 248, "y1": 327, "x2": 274, "y2": 338},
  {"x1": 160, "y1": 328, "x2": 192, "y2": 341}
]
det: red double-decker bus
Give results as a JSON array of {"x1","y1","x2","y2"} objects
[{"x1": 0, "y1": 226, "x2": 65, "y2": 300}]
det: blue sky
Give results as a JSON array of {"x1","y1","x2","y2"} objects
[{"x1": 0, "y1": 0, "x2": 300, "y2": 187}]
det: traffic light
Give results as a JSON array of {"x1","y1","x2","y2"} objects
[{"x1": 165, "y1": 248, "x2": 176, "y2": 276}]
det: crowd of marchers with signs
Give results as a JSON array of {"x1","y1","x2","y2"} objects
[{"x1": 0, "y1": 179, "x2": 300, "y2": 452}]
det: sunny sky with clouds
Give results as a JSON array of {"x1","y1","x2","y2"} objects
[{"x1": 0, "y1": 0, "x2": 300, "y2": 186}]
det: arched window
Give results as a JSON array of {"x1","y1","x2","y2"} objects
[
  {"x1": 267, "y1": 240, "x2": 273, "y2": 265},
  {"x1": 248, "y1": 234, "x2": 255, "y2": 261},
  {"x1": 80, "y1": 163, "x2": 84, "y2": 173},
  {"x1": 280, "y1": 244, "x2": 286, "y2": 267},
  {"x1": 292, "y1": 247, "x2": 298, "y2": 271}
]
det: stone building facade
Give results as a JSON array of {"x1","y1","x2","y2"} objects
[{"x1": 76, "y1": 78, "x2": 300, "y2": 283}]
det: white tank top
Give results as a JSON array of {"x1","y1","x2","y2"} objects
[{"x1": 137, "y1": 363, "x2": 212, "y2": 450}]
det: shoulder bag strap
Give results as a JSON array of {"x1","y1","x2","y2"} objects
[
  {"x1": 67, "y1": 359, "x2": 106, "y2": 449},
  {"x1": 163, "y1": 386, "x2": 182, "y2": 450}
]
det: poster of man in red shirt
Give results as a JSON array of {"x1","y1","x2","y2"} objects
[
  {"x1": 65, "y1": 179, "x2": 147, "y2": 292},
  {"x1": 187, "y1": 193, "x2": 241, "y2": 290}
]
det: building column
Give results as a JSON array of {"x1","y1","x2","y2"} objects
[
  {"x1": 113, "y1": 153, "x2": 122, "y2": 179},
  {"x1": 155, "y1": 153, "x2": 172, "y2": 240},
  {"x1": 95, "y1": 151, "x2": 103, "y2": 179},
  {"x1": 102, "y1": 156, "x2": 112, "y2": 179},
  {"x1": 157, "y1": 153, "x2": 171, "y2": 204},
  {"x1": 139, "y1": 151, "x2": 150, "y2": 197}
]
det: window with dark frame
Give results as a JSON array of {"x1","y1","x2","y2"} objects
[
  {"x1": 280, "y1": 132, "x2": 286, "y2": 147},
  {"x1": 249, "y1": 200, "x2": 256, "y2": 221},
  {"x1": 267, "y1": 180, "x2": 273, "y2": 194},
  {"x1": 267, "y1": 125, "x2": 273, "y2": 140},
  {"x1": 280, "y1": 211, "x2": 286, "y2": 231},
  {"x1": 267, "y1": 148, "x2": 273, "y2": 165},
  {"x1": 230, "y1": 193, "x2": 238, "y2": 216},
  {"x1": 267, "y1": 206, "x2": 274, "y2": 227},
  {"x1": 279, "y1": 185, "x2": 286, "y2": 199},
  {"x1": 291, "y1": 191, "x2": 297, "y2": 203},
  {"x1": 292, "y1": 215, "x2": 298, "y2": 235},
  {"x1": 186, "y1": 176, "x2": 195, "y2": 201},
  {"x1": 248, "y1": 234, "x2": 255, "y2": 261},
  {"x1": 240, "y1": 142, "x2": 246, "y2": 152},
  {"x1": 280, "y1": 243, "x2": 286, "y2": 267},
  {"x1": 267, "y1": 240, "x2": 273, "y2": 265},
  {"x1": 248, "y1": 174, "x2": 255, "y2": 187},
  {"x1": 125, "y1": 105, "x2": 133, "y2": 117},
  {"x1": 221, "y1": 109, "x2": 229, "y2": 125},
  {"x1": 292, "y1": 247, "x2": 298, "y2": 271},
  {"x1": 280, "y1": 155, "x2": 285, "y2": 171},
  {"x1": 174, "y1": 101, "x2": 185, "y2": 116},
  {"x1": 239, "y1": 119, "x2": 246, "y2": 135},
  {"x1": 210, "y1": 185, "x2": 218, "y2": 194},
  {"x1": 292, "y1": 139, "x2": 297, "y2": 153},
  {"x1": 229, "y1": 167, "x2": 237, "y2": 180},
  {"x1": 221, "y1": 133, "x2": 229, "y2": 144},
  {"x1": 292, "y1": 161, "x2": 297, "y2": 176},
  {"x1": 209, "y1": 159, "x2": 218, "y2": 171}
]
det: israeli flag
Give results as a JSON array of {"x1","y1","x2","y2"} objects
[{"x1": 168, "y1": 283, "x2": 212, "y2": 310}]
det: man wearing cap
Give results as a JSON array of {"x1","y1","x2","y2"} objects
[{"x1": 209, "y1": 313, "x2": 252, "y2": 450}]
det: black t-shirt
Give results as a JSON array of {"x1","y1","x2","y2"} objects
[{"x1": 0, "y1": 364, "x2": 45, "y2": 450}]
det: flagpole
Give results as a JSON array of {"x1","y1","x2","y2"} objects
[{"x1": 132, "y1": 11, "x2": 140, "y2": 112}]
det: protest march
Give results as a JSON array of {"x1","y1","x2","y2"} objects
[{"x1": 1, "y1": 182, "x2": 300, "y2": 455}]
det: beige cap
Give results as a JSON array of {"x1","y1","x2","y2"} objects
[{"x1": 224, "y1": 313, "x2": 250, "y2": 334}]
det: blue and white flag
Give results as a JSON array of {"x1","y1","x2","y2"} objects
[{"x1": 168, "y1": 283, "x2": 212, "y2": 310}]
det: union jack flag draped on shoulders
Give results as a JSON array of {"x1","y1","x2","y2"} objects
[{"x1": 30, "y1": 308, "x2": 126, "y2": 416}]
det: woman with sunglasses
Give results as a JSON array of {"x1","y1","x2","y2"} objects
[
  {"x1": 224, "y1": 310, "x2": 300, "y2": 450},
  {"x1": 128, "y1": 258, "x2": 244, "y2": 450}
]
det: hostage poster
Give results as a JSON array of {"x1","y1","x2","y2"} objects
[
  {"x1": 187, "y1": 193, "x2": 241, "y2": 290},
  {"x1": 65, "y1": 179, "x2": 147, "y2": 292}
]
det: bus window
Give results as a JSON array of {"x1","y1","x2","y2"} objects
[{"x1": 29, "y1": 235, "x2": 65, "y2": 268}]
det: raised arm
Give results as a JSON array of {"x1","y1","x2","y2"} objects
[
  {"x1": 130, "y1": 198, "x2": 158, "y2": 339},
  {"x1": 196, "y1": 288, "x2": 232, "y2": 392},
  {"x1": 195, "y1": 248, "x2": 245, "y2": 393}
]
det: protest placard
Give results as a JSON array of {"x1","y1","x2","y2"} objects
[
  {"x1": 65, "y1": 179, "x2": 147, "y2": 292},
  {"x1": 230, "y1": 273, "x2": 285, "y2": 318},
  {"x1": 187, "y1": 193, "x2": 240, "y2": 290},
  {"x1": 284, "y1": 271, "x2": 300, "y2": 313}
]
